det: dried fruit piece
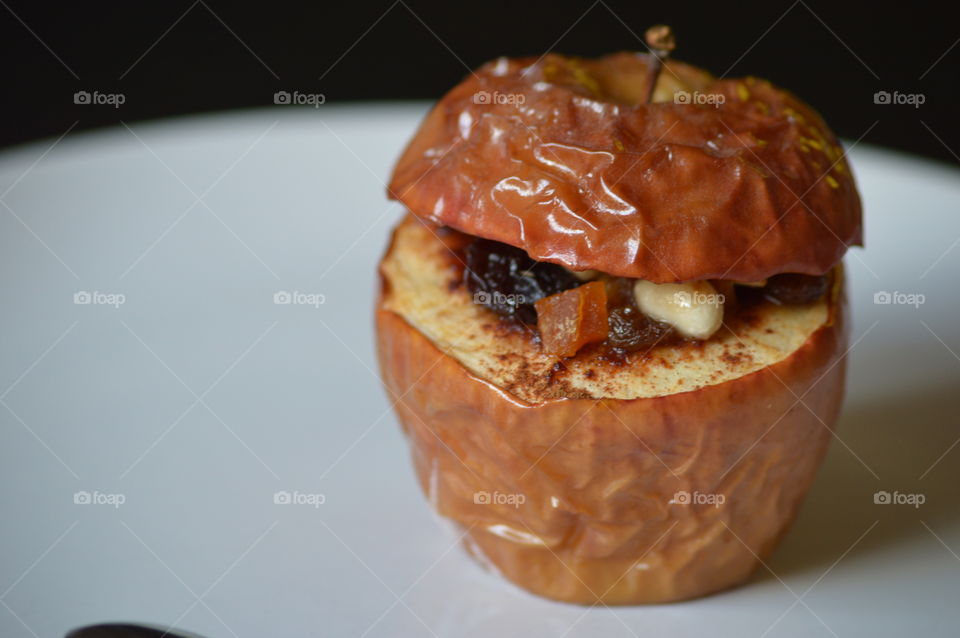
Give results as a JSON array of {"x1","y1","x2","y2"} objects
[
  {"x1": 535, "y1": 281, "x2": 608, "y2": 357},
  {"x1": 604, "y1": 277, "x2": 675, "y2": 352},
  {"x1": 464, "y1": 237, "x2": 578, "y2": 324},
  {"x1": 763, "y1": 273, "x2": 829, "y2": 305}
]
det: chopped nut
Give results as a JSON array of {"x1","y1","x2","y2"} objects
[
  {"x1": 633, "y1": 280, "x2": 724, "y2": 340},
  {"x1": 566, "y1": 268, "x2": 600, "y2": 282}
]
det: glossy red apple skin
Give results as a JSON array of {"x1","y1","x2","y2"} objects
[{"x1": 388, "y1": 53, "x2": 862, "y2": 284}]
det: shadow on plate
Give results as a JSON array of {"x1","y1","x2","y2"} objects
[{"x1": 759, "y1": 381, "x2": 960, "y2": 583}]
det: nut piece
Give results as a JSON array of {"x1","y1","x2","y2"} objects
[
  {"x1": 566, "y1": 268, "x2": 600, "y2": 282},
  {"x1": 633, "y1": 280, "x2": 724, "y2": 339}
]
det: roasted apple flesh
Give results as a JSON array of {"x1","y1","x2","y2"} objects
[{"x1": 376, "y1": 218, "x2": 848, "y2": 604}]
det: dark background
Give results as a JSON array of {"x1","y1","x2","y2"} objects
[{"x1": 1, "y1": 0, "x2": 956, "y2": 164}]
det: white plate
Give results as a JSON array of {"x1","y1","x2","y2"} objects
[{"x1": 1, "y1": 104, "x2": 958, "y2": 638}]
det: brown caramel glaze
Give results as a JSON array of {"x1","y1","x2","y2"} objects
[{"x1": 389, "y1": 53, "x2": 862, "y2": 283}]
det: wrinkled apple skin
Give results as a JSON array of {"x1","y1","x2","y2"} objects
[
  {"x1": 376, "y1": 271, "x2": 848, "y2": 605},
  {"x1": 388, "y1": 53, "x2": 862, "y2": 284}
]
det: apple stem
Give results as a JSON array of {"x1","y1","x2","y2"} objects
[{"x1": 644, "y1": 25, "x2": 676, "y2": 103}]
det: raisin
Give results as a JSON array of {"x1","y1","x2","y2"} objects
[
  {"x1": 603, "y1": 278, "x2": 674, "y2": 352},
  {"x1": 463, "y1": 237, "x2": 578, "y2": 324},
  {"x1": 763, "y1": 273, "x2": 829, "y2": 305}
]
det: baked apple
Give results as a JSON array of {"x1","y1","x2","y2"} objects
[{"x1": 376, "y1": 43, "x2": 861, "y2": 605}]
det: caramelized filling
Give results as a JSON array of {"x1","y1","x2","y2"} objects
[
  {"x1": 459, "y1": 232, "x2": 828, "y2": 358},
  {"x1": 463, "y1": 237, "x2": 578, "y2": 325},
  {"x1": 603, "y1": 277, "x2": 676, "y2": 353}
]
